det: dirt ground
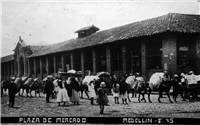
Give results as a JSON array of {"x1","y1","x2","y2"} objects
[{"x1": 1, "y1": 90, "x2": 200, "y2": 119}]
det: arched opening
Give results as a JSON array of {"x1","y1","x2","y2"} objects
[{"x1": 19, "y1": 56, "x2": 24, "y2": 76}]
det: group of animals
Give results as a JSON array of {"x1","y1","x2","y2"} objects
[
  {"x1": 1, "y1": 72, "x2": 200, "y2": 104},
  {"x1": 2, "y1": 77, "x2": 44, "y2": 97},
  {"x1": 126, "y1": 72, "x2": 200, "y2": 103}
]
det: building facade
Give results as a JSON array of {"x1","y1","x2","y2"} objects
[{"x1": 1, "y1": 13, "x2": 200, "y2": 81}]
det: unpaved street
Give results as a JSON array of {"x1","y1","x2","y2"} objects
[{"x1": 1, "y1": 91, "x2": 200, "y2": 118}]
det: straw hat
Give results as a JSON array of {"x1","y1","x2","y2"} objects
[
  {"x1": 174, "y1": 74, "x2": 178, "y2": 78},
  {"x1": 100, "y1": 82, "x2": 106, "y2": 87},
  {"x1": 11, "y1": 77, "x2": 15, "y2": 81},
  {"x1": 189, "y1": 71, "x2": 194, "y2": 75}
]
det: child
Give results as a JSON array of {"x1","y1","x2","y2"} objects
[
  {"x1": 112, "y1": 82, "x2": 120, "y2": 104},
  {"x1": 88, "y1": 80, "x2": 96, "y2": 105},
  {"x1": 97, "y1": 82, "x2": 108, "y2": 115}
]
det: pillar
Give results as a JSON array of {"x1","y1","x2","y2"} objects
[
  {"x1": 34, "y1": 58, "x2": 37, "y2": 77},
  {"x1": 11, "y1": 62, "x2": 13, "y2": 76},
  {"x1": 8, "y1": 63, "x2": 11, "y2": 80},
  {"x1": 92, "y1": 49, "x2": 97, "y2": 75},
  {"x1": 61, "y1": 53, "x2": 65, "y2": 72},
  {"x1": 53, "y1": 55, "x2": 57, "y2": 73},
  {"x1": 40, "y1": 57, "x2": 43, "y2": 79},
  {"x1": 141, "y1": 39, "x2": 147, "y2": 80},
  {"x1": 106, "y1": 46, "x2": 111, "y2": 73},
  {"x1": 24, "y1": 57, "x2": 26, "y2": 76},
  {"x1": 70, "y1": 52, "x2": 74, "y2": 70},
  {"x1": 1, "y1": 64, "x2": 3, "y2": 79},
  {"x1": 46, "y1": 57, "x2": 49, "y2": 75},
  {"x1": 196, "y1": 35, "x2": 200, "y2": 74},
  {"x1": 28, "y1": 59, "x2": 31, "y2": 77},
  {"x1": 122, "y1": 43, "x2": 127, "y2": 74},
  {"x1": 18, "y1": 58, "x2": 20, "y2": 77},
  {"x1": 81, "y1": 51, "x2": 85, "y2": 77},
  {"x1": 162, "y1": 33, "x2": 177, "y2": 74}
]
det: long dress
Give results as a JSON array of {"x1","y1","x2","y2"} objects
[
  {"x1": 98, "y1": 87, "x2": 109, "y2": 105},
  {"x1": 70, "y1": 79, "x2": 80, "y2": 103},
  {"x1": 56, "y1": 82, "x2": 70, "y2": 104},
  {"x1": 88, "y1": 83, "x2": 96, "y2": 98},
  {"x1": 112, "y1": 83, "x2": 120, "y2": 98}
]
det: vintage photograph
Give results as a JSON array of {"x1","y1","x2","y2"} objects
[{"x1": 1, "y1": 0, "x2": 200, "y2": 124}]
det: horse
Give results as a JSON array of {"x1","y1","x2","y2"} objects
[
  {"x1": 2, "y1": 80, "x2": 10, "y2": 94},
  {"x1": 21, "y1": 78, "x2": 34, "y2": 97},
  {"x1": 126, "y1": 76, "x2": 149, "y2": 102},
  {"x1": 14, "y1": 77, "x2": 25, "y2": 96},
  {"x1": 171, "y1": 74, "x2": 187, "y2": 102},
  {"x1": 29, "y1": 78, "x2": 44, "y2": 97},
  {"x1": 147, "y1": 72, "x2": 175, "y2": 103}
]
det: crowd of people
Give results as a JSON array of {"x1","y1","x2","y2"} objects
[{"x1": 2, "y1": 70, "x2": 200, "y2": 115}]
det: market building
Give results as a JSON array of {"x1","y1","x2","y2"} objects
[{"x1": 1, "y1": 13, "x2": 200, "y2": 81}]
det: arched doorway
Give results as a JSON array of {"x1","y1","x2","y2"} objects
[{"x1": 19, "y1": 56, "x2": 24, "y2": 76}]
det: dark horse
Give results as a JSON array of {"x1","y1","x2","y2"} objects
[
  {"x1": 147, "y1": 73, "x2": 175, "y2": 103},
  {"x1": 21, "y1": 78, "x2": 34, "y2": 97},
  {"x1": 148, "y1": 81, "x2": 175, "y2": 103},
  {"x1": 29, "y1": 78, "x2": 44, "y2": 97},
  {"x1": 2, "y1": 80, "x2": 10, "y2": 94}
]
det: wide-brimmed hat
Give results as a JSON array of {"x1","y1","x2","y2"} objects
[
  {"x1": 189, "y1": 71, "x2": 194, "y2": 75},
  {"x1": 11, "y1": 77, "x2": 15, "y2": 81},
  {"x1": 174, "y1": 74, "x2": 178, "y2": 78},
  {"x1": 100, "y1": 82, "x2": 106, "y2": 87}
]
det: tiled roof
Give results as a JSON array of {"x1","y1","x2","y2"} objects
[
  {"x1": 15, "y1": 13, "x2": 200, "y2": 58},
  {"x1": 1, "y1": 54, "x2": 14, "y2": 63}
]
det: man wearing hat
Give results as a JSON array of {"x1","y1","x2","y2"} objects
[
  {"x1": 7, "y1": 77, "x2": 18, "y2": 107},
  {"x1": 97, "y1": 82, "x2": 109, "y2": 115},
  {"x1": 44, "y1": 76, "x2": 54, "y2": 103}
]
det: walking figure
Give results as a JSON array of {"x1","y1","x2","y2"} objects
[
  {"x1": 8, "y1": 77, "x2": 18, "y2": 107},
  {"x1": 44, "y1": 76, "x2": 54, "y2": 103},
  {"x1": 97, "y1": 82, "x2": 109, "y2": 115}
]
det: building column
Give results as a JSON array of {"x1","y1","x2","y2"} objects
[
  {"x1": 4, "y1": 64, "x2": 6, "y2": 80},
  {"x1": 11, "y1": 62, "x2": 13, "y2": 77},
  {"x1": 1, "y1": 64, "x2": 3, "y2": 79},
  {"x1": 106, "y1": 46, "x2": 111, "y2": 73},
  {"x1": 70, "y1": 52, "x2": 74, "y2": 70},
  {"x1": 46, "y1": 57, "x2": 49, "y2": 75},
  {"x1": 141, "y1": 39, "x2": 147, "y2": 80},
  {"x1": 24, "y1": 58, "x2": 26, "y2": 76},
  {"x1": 92, "y1": 49, "x2": 97, "y2": 75},
  {"x1": 81, "y1": 51, "x2": 85, "y2": 77},
  {"x1": 53, "y1": 55, "x2": 57, "y2": 73},
  {"x1": 34, "y1": 58, "x2": 37, "y2": 77},
  {"x1": 14, "y1": 60, "x2": 17, "y2": 77},
  {"x1": 61, "y1": 53, "x2": 65, "y2": 72},
  {"x1": 162, "y1": 33, "x2": 177, "y2": 74},
  {"x1": 8, "y1": 63, "x2": 11, "y2": 80},
  {"x1": 18, "y1": 59, "x2": 20, "y2": 77},
  {"x1": 27, "y1": 59, "x2": 31, "y2": 77},
  {"x1": 196, "y1": 35, "x2": 200, "y2": 74},
  {"x1": 122, "y1": 43, "x2": 127, "y2": 74},
  {"x1": 40, "y1": 57, "x2": 43, "y2": 79}
]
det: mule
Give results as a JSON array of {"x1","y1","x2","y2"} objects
[
  {"x1": 29, "y1": 78, "x2": 44, "y2": 97},
  {"x1": 21, "y1": 78, "x2": 34, "y2": 97},
  {"x1": 148, "y1": 72, "x2": 174, "y2": 103},
  {"x1": 127, "y1": 76, "x2": 149, "y2": 102}
]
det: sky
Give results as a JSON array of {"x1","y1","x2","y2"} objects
[{"x1": 1, "y1": 0, "x2": 199, "y2": 57}]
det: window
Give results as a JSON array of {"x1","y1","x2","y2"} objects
[
  {"x1": 177, "y1": 35, "x2": 196, "y2": 73},
  {"x1": 148, "y1": 38, "x2": 162, "y2": 69}
]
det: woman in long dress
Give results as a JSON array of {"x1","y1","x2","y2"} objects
[
  {"x1": 70, "y1": 77, "x2": 80, "y2": 105},
  {"x1": 56, "y1": 79, "x2": 70, "y2": 106},
  {"x1": 88, "y1": 80, "x2": 96, "y2": 105}
]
